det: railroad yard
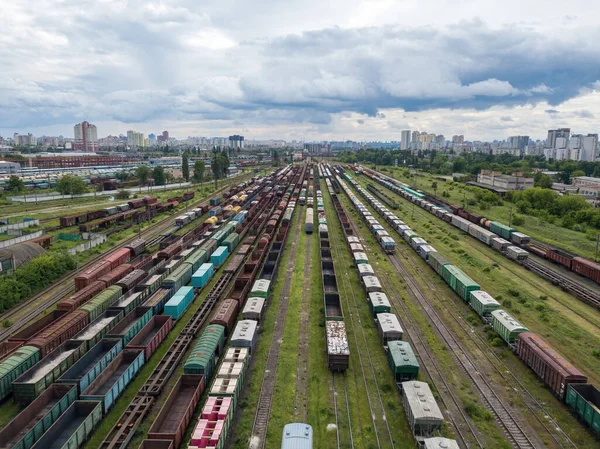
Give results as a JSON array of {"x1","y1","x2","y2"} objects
[{"x1": 0, "y1": 162, "x2": 599, "y2": 449}]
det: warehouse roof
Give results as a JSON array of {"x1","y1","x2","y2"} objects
[
  {"x1": 0, "y1": 242, "x2": 46, "y2": 269},
  {"x1": 401, "y1": 381, "x2": 444, "y2": 422}
]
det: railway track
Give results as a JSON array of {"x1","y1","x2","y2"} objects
[
  {"x1": 0, "y1": 178, "x2": 248, "y2": 343},
  {"x1": 100, "y1": 190, "x2": 281, "y2": 449},
  {"x1": 293, "y1": 210, "x2": 312, "y2": 423},
  {"x1": 331, "y1": 373, "x2": 355, "y2": 449},
  {"x1": 387, "y1": 254, "x2": 537, "y2": 449},
  {"x1": 325, "y1": 189, "x2": 395, "y2": 449},
  {"x1": 249, "y1": 208, "x2": 303, "y2": 449},
  {"x1": 525, "y1": 259, "x2": 600, "y2": 309},
  {"x1": 343, "y1": 174, "x2": 583, "y2": 449}
]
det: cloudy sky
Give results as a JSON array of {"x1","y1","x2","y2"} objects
[{"x1": 2, "y1": 0, "x2": 600, "y2": 141}]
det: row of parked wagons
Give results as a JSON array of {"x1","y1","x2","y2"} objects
[
  {"x1": 341, "y1": 167, "x2": 600, "y2": 437},
  {"x1": 0, "y1": 196, "x2": 257, "y2": 449},
  {"x1": 328, "y1": 166, "x2": 459, "y2": 447}
]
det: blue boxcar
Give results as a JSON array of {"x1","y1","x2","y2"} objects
[
  {"x1": 164, "y1": 286, "x2": 195, "y2": 319},
  {"x1": 210, "y1": 246, "x2": 229, "y2": 267},
  {"x1": 192, "y1": 263, "x2": 214, "y2": 288}
]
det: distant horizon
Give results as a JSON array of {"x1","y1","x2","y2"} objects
[{"x1": 3, "y1": 1, "x2": 599, "y2": 142}]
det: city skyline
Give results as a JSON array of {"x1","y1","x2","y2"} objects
[{"x1": 2, "y1": 1, "x2": 600, "y2": 141}]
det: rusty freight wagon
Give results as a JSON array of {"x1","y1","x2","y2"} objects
[
  {"x1": 126, "y1": 316, "x2": 173, "y2": 361},
  {"x1": 28, "y1": 311, "x2": 89, "y2": 358},
  {"x1": 147, "y1": 374, "x2": 205, "y2": 448}
]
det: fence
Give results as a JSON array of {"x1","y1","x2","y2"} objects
[
  {"x1": 68, "y1": 234, "x2": 107, "y2": 255},
  {"x1": 0, "y1": 231, "x2": 44, "y2": 249},
  {"x1": 0, "y1": 220, "x2": 40, "y2": 233}
]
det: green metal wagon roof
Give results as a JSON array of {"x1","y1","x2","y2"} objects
[
  {"x1": 388, "y1": 341, "x2": 418, "y2": 368},
  {"x1": 429, "y1": 252, "x2": 451, "y2": 265},
  {"x1": 186, "y1": 249, "x2": 207, "y2": 262},
  {"x1": 223, "y1": 233, "x2": 239, "y2": 242},
  {"x1": 0, "y1": 346, "x2": 39, "y2": 377},
  {"x1": 491, "y1": 222, "x2": 514, "y2": 232},
  {"x1": 453, "y1": 270, "x2": 479, "y2": 288}
]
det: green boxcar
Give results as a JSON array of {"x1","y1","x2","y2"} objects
[
  {"x1": 222, "y1": 233, "x2": 239, "y2": 253},
  {"x1": 469, "y1": 290, "x2": 501, "y2": 317},
  {"x1": 162, "y1": 263, "x2": 193, "y2": 292},
  {"x1": 183, "y1": 249, "x2": 208, "y2": 272},
  {"x1": 0, "y1": 346, "x2": 40, "y2": 401},
  {"x1": 0, "y1": 384, "x2": 77, "y2": 449},
  {"x1": 201, "y1": 239, "x2": 218, "y2": 256},
  {"x1": 565, "y1": 384, "x2": 600, "y2": 436},
  {"x1": 13, "y1": 341, "x2": 86, "y2": 404},
  {"x1": 491, "y1": 309, "x2": 528, "y2": 344},
  {"x1": 428, "y1": 252, "x2": 451, "y2": 276},
  {"x1": 184, "y1": 325, "x2": 225, "y2": 378},
  {"x1": 80, "y1": 286, "x2": 123, "y2": 322},
  {"x1": 441, "y1": 264, "x2": 463, "y2": 291},
  {"x1": 490, "y1": 221, "x2": 514, "y2": 240},
  {"x1": 387, "y1": 341, "x2": 419, "y2": 383},
  {"x1": 454, "y1": 270, "x2": 480, "y2": 302},
  {"x1": 30, "y1": 401, "x2": 102, "y2": 449}
]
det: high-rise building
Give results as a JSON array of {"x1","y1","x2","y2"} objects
[
  {"x1": 127, "y1": 130, "x2": 145, "y2": 148},
  {"x1": 507, "y1": 136, "x2": 529, "y2": 150},
  {"x1": 547, "y1": 128, "x2": 570, "y2": 148},
  {"x1": 73, "y1": 121, "x2": 98, "y2": 151},
  {"x1": 13, "y1": 133, "x2": 36, "y2": 146},
  {"x1": 400, "y1": 130, "x2": 410, "y2": 150},
  {"x1": 157, "y1": 130, "x2": 169, "y2": 143},
  {"x1": 228, "y1": 135, "x2": 245, "y2": 149},
  {"x1": 452, "y1": 135, "x2": 465, "y2": 144}
]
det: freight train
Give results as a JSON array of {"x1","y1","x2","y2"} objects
[
  {"x1": 360, "y1": 165, "x2": 600, "y2": 285},
  {"x1": 0, "y1": 169, "x2": 289, "y2": 449},
  {"x1": 336, "y1": 167, "x2": 600, "y2": 438},
  {"x1": 324, "y1": 166, "x2": 458, "y2": 446}
]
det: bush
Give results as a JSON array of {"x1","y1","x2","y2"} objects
[
  {"x1": 512, "y1": 214, "x2": 525, "y2": 226},
  {"x1": 0, "y1": 252, "x2": 75, "y2": 312},
  {"x1": 116, "y1": 190, "x2": 130, "y2": 200}
]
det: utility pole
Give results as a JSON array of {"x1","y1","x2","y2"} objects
[
  {"x1": 596, "y1": 234, "x2": 599, "y2": 263},
  {"x1": 509, "y1": 205, "x2": 513, "y2": 227}
]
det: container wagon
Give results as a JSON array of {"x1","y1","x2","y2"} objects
[
  {"x1": 376, "y1": 312, "x2": 402, "y2": 344},
  {"x1": 28, "y1": 311, "x2": 89, "y2": 358},
  {"x1": 491, "y1": 309, "x2": 528, "y2": 345},
  {"x1": 242, "y1": 297, "x2": 265, "y2": 322},
  {"x1": 147, "y1": 374, "x2": 206, "y2": 448},
  {"x1": 516, "y1": 332, "x2": 587, "y2": 400},
  {"x1": 565, "y1": 384, "x2": 600, "y2": 435},
  {"x1": 126, "y1": 316, "x2": 173, "y2": 361},
  {"x1": 12, "y1": 340, "x2": 86, "y2": 404},
  {"x1": 192, "y1": 263, "x2": 214, "y2": 288},
  {"x1": 105, "y1": 307, "x2": 153, "y2": 346},
  {"x1": 387, "y1": 341, "x2": 419, "y2": 385},
  {"x1": 164, "y1": 287, "x2": 195, "y2": 320},
  {"x1": 184, "y1": 325, "x2": 225, "y2": 379},
  {"x1": 0, "y1": 384, "x2": 77, "y2": 449},
  {"x1": 230, "y1": 320, "x2": 258, "y2": 352},
  {"x1": 57, "y1": 338, "x2": 123, "y2": 395},
  {"x1": 30, "y1": 401, "x2": 102, "y2": 449},
  {"x1": 326, "y1": 321, "x2": 349, "y2": 372},
  {"x1": 210, "y1": 246, "x2": 229, "y2": 268},
  {"x1": 401, "y1": 381, "x2": 444, "y2": 438},
  {"x1": 210, "y1": 299, "x2": 239, "y2": 335},
  {"x1": 80, "y1": 348, "x2": 145, "y2": 413},
  {"x1": 305, "y1": 207, "x2": 314, "y2": 234}
]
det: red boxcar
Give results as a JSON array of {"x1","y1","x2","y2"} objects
[
  {"x1": 102, "y1": 248, "x2": 132, "y2": 270},
  {"x1": 545, "y1": 248, "x2": 574, "y2": 269},
  {"x1": 143, "y1": 196, "x2": 158, "y2": 205},
  {"x1": 58, "y1": 280, "x2": 105, "y2": 311},
  {"x1": 86, "y1": 210, "x2": 105, "y2": 221},
  {"x1": 516, "y1": 332, "x2": 587, "y2": 400},
  {"x1": 128, "y1": 198, "x2": 146, "y2": 209},
  {"x1": 75, "y1": 261, "x2": 112, "y2": 291},
  {"x1": 97, "y1": 264, "x2": 133, "y2": 287},
  {"x1": 525, "y1": 244, "x2": 547, "y2": 259},
  {"x1": 126, "y1": 315, "x2": 172, "y2": 361},
  {"x1": 209, "y1": 299, "x2": 239, "y2": 334},
  {"x1": 182, "y1": 192, "x2": 195, "y2": 201},
  {"x1": 28, "y1": 310, "x2": 89, "y2": 357},
  {"x1": 571, "y1": 257, "x2": 600, "y2": 284},
  {"x1": 130, "y1": 254, "x2": 153, "y2": 271}
]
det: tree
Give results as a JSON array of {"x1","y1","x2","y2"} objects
[
  {"x1": 193, "y1": 160, "x2": 205, "y2": 185},
  {"x1": 116, "y1": 190, "x2": 130, "y2": 200},
  {"x1": 116, "y1": 172, "x2": 130, "y2": 182},
  {"x1": 571, "y1": 170, "x2": 585, "y2": 178},
  {"x1": 7, "y1": 176, "x2": 24, "y2": 193},
  {"x1": 431, "y1": 181, "x2": 438, "y2": 196},
  {"x1": 182, "y1": 153, "x2": 190, "y2": 181},
  {"x1": 152, "y1": 166, "x2": 166, "y2": 186},
  {"x1": 533, "y1": 172, "x2": 553, "y2": 189},
  {"x1": 56, "y1": 175, "x2": 88, "y2": 195},
  {"x1": 136, "y1": 165, "x2": 151, "y2": 186}
]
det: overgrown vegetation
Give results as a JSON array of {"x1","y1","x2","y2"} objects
[{"x1": 0, "y1": 252, "x2": 75, "y2": 312}]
